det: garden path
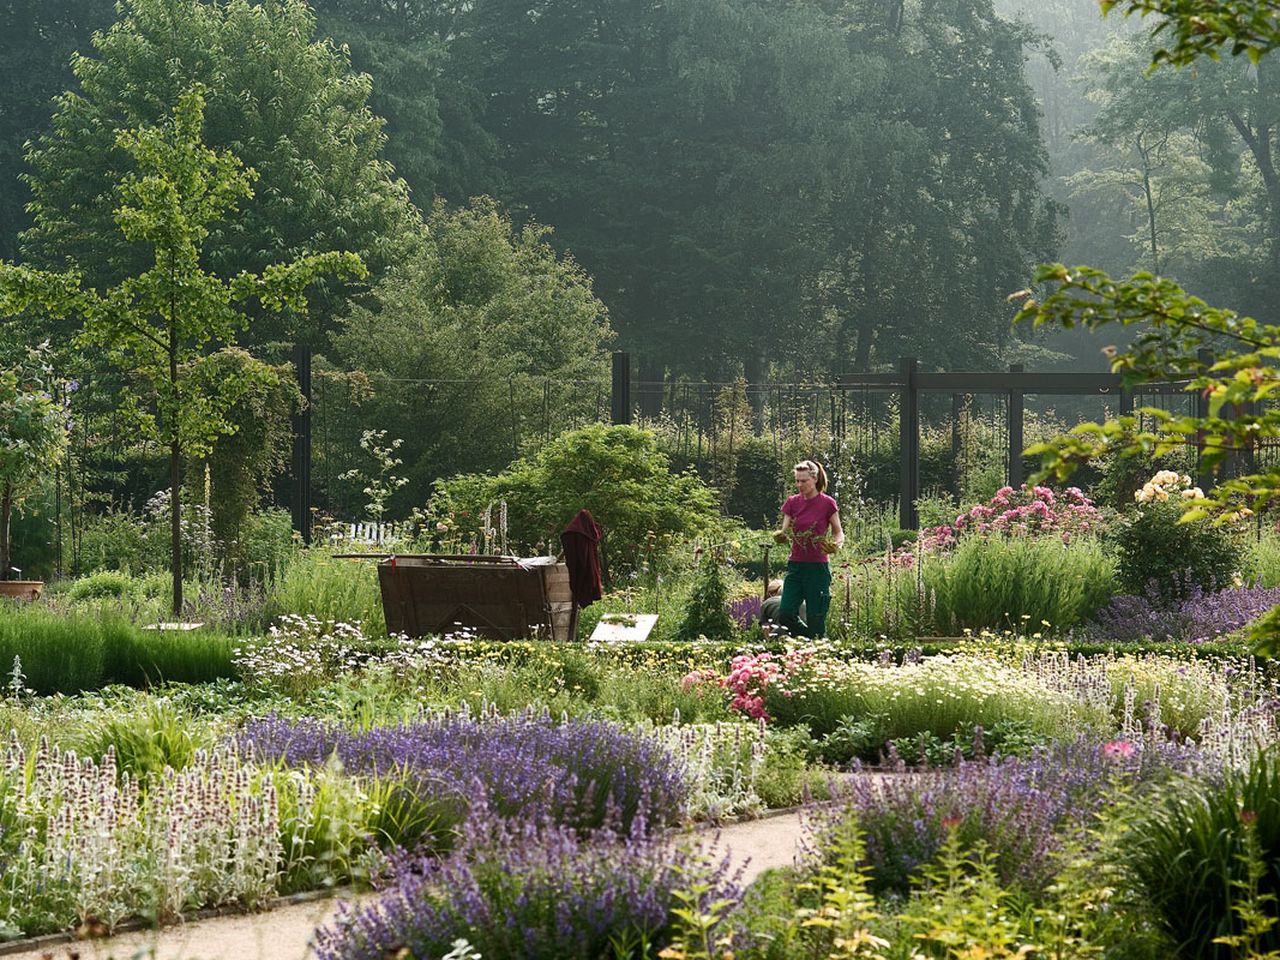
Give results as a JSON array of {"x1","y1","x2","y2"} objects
[{"x1": 1, "y1": 811, "x2": 809, "y2": 960}]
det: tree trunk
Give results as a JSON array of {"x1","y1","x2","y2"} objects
[
  {"x1": 0, "y1": 482, "x2": 12, "y2": 580},
  {"x1": 1136, "y1": 133, "x2": 1161, "y2": 274},
  {"x1": 852, "y1": 316, "x2": 874, "y2": 373},
  {"x1": 743, "y1": 349, "x2": 766, "y2": 431},
  {"x1": 169, "y1": 326, "x2": 183, "y2": 618}
]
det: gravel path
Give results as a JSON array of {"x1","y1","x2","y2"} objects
[{"x1": 0, "y1": 811, "x2": 810, "y2": 960}]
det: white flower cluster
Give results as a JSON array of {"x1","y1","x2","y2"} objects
[
  {"x1": 1134, "y1": 469, "x2": 1204, "y2": 504},
  {"x1": 234, "y1": 615, "x2": 456, "y2": 697},
  {"x1": 652, "y1": 718, "x2": 767, "y2": 822},
  {"x1": 1, "y1": 735, "x2": 281, "y2": 932}
]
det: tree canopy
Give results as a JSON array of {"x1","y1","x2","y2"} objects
[
  {"x1": 0, "y1": 87, "x2": 363, "y2": 612},
  {"x1": 20, "y1": 0, "x2": 418, "y2": 350}
]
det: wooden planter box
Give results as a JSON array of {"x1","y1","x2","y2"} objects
[{"x1": 377, "y1": 555, "x2": 577, "y2": 641}]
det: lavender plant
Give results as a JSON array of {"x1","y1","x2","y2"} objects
[
  {"x1": 1081, "y1": 581, "x2": 1280, "y2": 645},
  {"x1": 820, "y1": 735, "x2": 1204, "y2": 896},
  {"x1": 313, "y1": 805, "x2": 742, "y2": 960},
  {"x1": 238, "y1": 707, "x2": 691, "y2": 836}
]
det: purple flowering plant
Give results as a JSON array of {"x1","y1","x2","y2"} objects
[
  {"x1": 728, "y1": 595, "x2": 762, "y2": 630},
  {"x1": 1079, "y1": 580, "x2": 1280, "y2": 644},
  {"x1": 237, "y1": 709, "x2": 690, "y2": 839},
  {"x1": 815, "y1": 735, "x2": 1204, "y2": 896},
  {"x1": 313, "y1": 803, "x2": 742, "y2": 960}
]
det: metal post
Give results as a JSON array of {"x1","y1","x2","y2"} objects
[
  {"x1": 899, "y1": 357, "x2": 919, "y2": 530},
  {"x1": 611, "y1": 352, "x2": 632, "y2": 425},
  {"x1": 950, "y1": 393, "x2": 962, "y2": 498},
  {"x1": 1007, "y1": 363, "x2": 1025, "y2": 490},
  {"x1": 1195, "y1": 347, "x2": 1212, "y2": 490},
  {"x1": 290, "y1": 343, "x2": 313, "y2": 545}
]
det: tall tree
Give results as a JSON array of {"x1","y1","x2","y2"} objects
[
  {"x1": 332, "y1": 197, "x2": 612, "y2": 511},
  {"x1": 20, "y1": 0, "x2": 418, "y2": 352},
  {"x1": 818, "y1": 0, "x2": 1062, "y2": 372},
  {"x1": 308, "y1": 0, "x2": 497, "y2": 204},
  {"x1": 462, "y1": 0, "x2": 1060, "y2": 380},
  {"x1": 0, "y1": 0, "x2": 113, "y2": 265},
  {"x1": 0, "y1": 89, "x2": 363, "y2": 614}
]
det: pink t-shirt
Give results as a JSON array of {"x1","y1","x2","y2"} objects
[{"x1": 782, "y1": 492, "x2": 839, "y2": 563}]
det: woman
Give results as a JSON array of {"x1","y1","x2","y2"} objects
[{"x1": 773, "y1": 459, "x2": 843, "y2": 637}]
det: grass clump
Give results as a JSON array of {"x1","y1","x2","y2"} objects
[{"x1": 925, "y1": 535, "x2": 1116, "y2": 634}]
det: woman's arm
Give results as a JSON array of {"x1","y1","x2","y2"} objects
[{"x1": 829, "y1": 510, "x2": 845, "y2": 549}]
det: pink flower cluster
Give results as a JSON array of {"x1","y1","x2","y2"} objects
[
  {"x1": 919, "y1": 484, "x2": 1101, "y2": 552},
  {"x1": 681, "y1": 650, "x2": 814, "y2": 721}
]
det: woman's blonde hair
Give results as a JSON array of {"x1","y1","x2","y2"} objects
[{"x1": 793, "y1": 459, "x2": 828, "y2": 493}]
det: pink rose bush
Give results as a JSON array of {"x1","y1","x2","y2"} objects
[
  {"x1": 920, "y1": 484, "x2": 1102, "y2": 553},
  {"x1": 682, "y1": 650, "x2": 816, "y2": 721}
]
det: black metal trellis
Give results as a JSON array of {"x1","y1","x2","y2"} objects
[{"x1": 832, "y1": 359, "x2": 1210, "y2": 530}]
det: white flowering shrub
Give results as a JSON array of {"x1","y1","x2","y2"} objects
[
  {"x1": 0, "y1": 735, "x2": 283, "y2": 934},
  {"x1": 1117, "y1": 471, "x2": 1242, "y2": 598}
]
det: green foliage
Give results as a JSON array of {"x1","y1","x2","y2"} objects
[
  {"x1": 0, "y1": 88, "x2": 363, "y2": 615},
  {"x1": 427, "y1": 424, "x2": 721, "y2": 582},
  {"x1": 726, "y1": 437, "x2": 785, "y2": 530},
  {"x1": 896, "y1": 830, "x2": 1033, "y2": 959},
  {"x1": 0, "y1": 605, "x2": 107, "y2": 694},
  {"x1": 332, "y1": 197, "x2": 613, "y2": 505},
  {"x1": 675, "y1": 553, "x2": 736, "y2": 643},
  {"x1": 263, "y1": 550, "x2": 385, "y2": 635},
  {"x1": 1015, "y1": 266, "x2": 1276, "y2": 519},
  {"x1": 1113, "y1": 499, "x2": 1241, "y2": 598},
  {"x1": 925, "y1": 535, "x2": 1117, "y2": 634},
  {"x1": 792, "y1": 813, "x2": 889, "y2": 960},
  {"x1": 463, "y1": 0, "x2": 1060, "y2": 378},
  {"x1": 191, "y1": 349, "x2": 301, "y2": 567},
  {"x1": 338, "y1": 429, "x2": 409, "y2": 524},
  {"x1": 101, "y1": 625, "x2": 236, "y2": 688},
  {"x1": 0, "y1": 602, "x2": 233, "y2": 694},
  {"x1": 20, "y1": 0, "x2": 418, "y2": 349},
  {"x1": 0, "y1": 348, "x2": 69, "y2": 577},
  {"x1": 72, "y1": 699, "x2": 202, "y2": 783},
  {"x1": 66, "y1": 570, "x2": 134, "y2": 601},
  {"x1": 1122, "y1": 750, "x2": 1280, "y2": 959},
  {"x1": 1101, "y1": 0, "x2": 1280, "y2": 66}
]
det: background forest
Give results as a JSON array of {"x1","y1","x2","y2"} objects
[{"x1": 1, "y1": 0, "x2": 1276, "y2": 570}]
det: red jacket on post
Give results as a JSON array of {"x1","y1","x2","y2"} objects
[{"x1": 560, "y1": 509, "x2": 603, "y2": 608}]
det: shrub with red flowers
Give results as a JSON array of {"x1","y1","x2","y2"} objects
[
  {"x1": 919, "y1": 484, "x2": 1102, "y2": 553},
  {"x1": 681, "y1": 650, "x2": 815, "y2": 721}
]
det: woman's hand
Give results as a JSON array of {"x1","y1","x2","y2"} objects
[
  {"x1": 772, "y1": 528, "x2": 789, "y2": 545},
  {"x1": 819, "y1": 537, "x2": 840, "y2": 555}
]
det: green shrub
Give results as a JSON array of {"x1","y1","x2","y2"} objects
[
  {"x1": 725, "y1": 437, "x2": 785, "y2": 529},
  {"x1": 925, "y1": 535, "x2": 1116, "y2": 633},
  {"x1": 237, "y1": 508, "x2": 299, "y2": 577},
  {"x1": 674, "y1": 553, "x2": 735, "y2": 642},
  {"x1": 1113, "y1": 500, "x2": 1239, "y2": 599},
  {"x1": 66, "y1": 570, "x2": 135, "y2": 601},
  {"x1": 426, "y1": 424, "x2": 722, "y2": 584},
  {"x1": 1122, "y1": 750, "x2": 1280, "y2": 960},
  {"x1": 75, "y1": 508, "x2": 168, "y2": 574}
]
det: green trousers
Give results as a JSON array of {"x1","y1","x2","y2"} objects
[{"x1": 778, "y1": 561, "x2": 832, "y2": 638}]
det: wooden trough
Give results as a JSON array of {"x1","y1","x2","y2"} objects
[{"x1": 377, "y1": 554, "x2": 577, "y2": 641}]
